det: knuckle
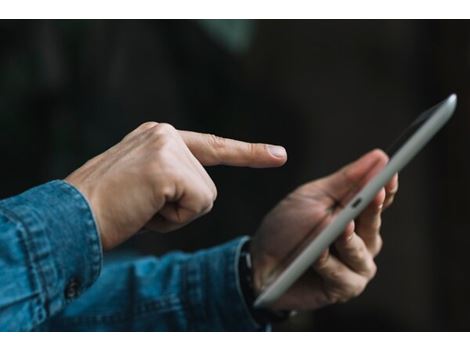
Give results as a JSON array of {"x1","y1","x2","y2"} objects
[
  {"x1": 147, "y1": 124, "x2": 179, "y2": 151},
  {"x1": 155, "y1": 122, "x2": 175, "y2": 134},
  {"x1": 203, "y1": 200, "x2": 214, "y2": 214},
  {"x1": 139, "y1": 121, "x2": 159, "y2": 130},
  {"x1": 195, "y1": 192, "x2": 214, "y2": 215},
  {"x1": 315, "y1": 253, "x2": 330, "y2": 269},
  {"x1": 211, "y1": 184, "x2": 218, "y2": 202},
  {"x1": 384, "y1": 194, "x2": 395, "y2": 207},
  {"x1": 326, "y1": 268, "x2": 343, "y2": 283},
  {"x1": 172, "y1": 215, "x2": 186, "y2": 225},
  {"x1": 387, "y1": 185, "x2": 398, "y2": 195},
  {"x1": 315, "y1": 260, "x2": 327, "y2": 271},
  {"x1": 365, "y1": 218, "x2": 381, "y2": 236},
  {"x1": 377, "y1": 188, "x2": 386, "y2": 204},
  {"x1": 371, "y1": 235, "x2": 383, "y2": 256},
  {"x1": 352, "y1": 280, "x2": 367, "y2": 298},
  {"x1": 150, "y1": 123, "x2": 176, "y2": 141},
  {"x1": 368, "y1": 261, "x2": 378, "y2": 279},
  {"x1": 249, "y1": 143, "x2": 259, "y2": 158},
  {"x1": 207, "y1": 134, "x2": 226, "y2": 150},
  {"x1": 336, "y1": 297, "x2": 348, "y2": 304},
  {"x1": 153, "y1": 178, "x2": 176, "y2": 200},
  {"x1": 374, "y1": 216, "x2": 382, "y2": 231},
  {"x1": 203, "y1": 193, "x2": 215, "y2": 211},
  {"x1": 347, "y1": 242, "x2": 366, "y2": 262},
  {"x1": 325, "y1": 291, "x2": 341, "y2": 304},
  {"x1": 350, "y1": 251, "x2": 364, "y2": 264},
  {"x1": 177, "y1": 213, "x2": 192, "y2": 224}
]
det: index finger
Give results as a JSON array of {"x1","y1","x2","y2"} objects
[{"x1": 179, "y1": 130, "x2": 287, "y2": 168}]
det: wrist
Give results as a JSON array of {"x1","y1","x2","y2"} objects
[
  {"x1": 249, "y1": 242, "x2": 263, "y2": 298},
  {"x1": 64, "y1": 176, "x2": 105, "y2": 241},
  {"x1": 238, "y1": 238, "x2": 292, "y2": 325}
]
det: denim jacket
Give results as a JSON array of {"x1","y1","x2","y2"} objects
[{"x1": 0, "y1": 180, "x2": 264, "y2": 331}]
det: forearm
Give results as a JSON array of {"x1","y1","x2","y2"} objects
[
  {"x1": 0, "y1": 180, "x2": 265, "y2": 331},
  {"x1": 41, "y1": 238, "x2": 266, "y2": 331}
]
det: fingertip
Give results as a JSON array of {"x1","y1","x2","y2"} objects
[
  {"x1": 267, "y1": 145, "x2": 287, "y2": 159},
  {"x1": 336, "y1": 223, "x2": 356, "y2": 246},
  {"x1": 263, "y1": 144, "x2": 288, "y2": 167},
  {"x1": 363, "y1": 189, "x2": 385, "y2": 215},
  {"x1": 344, "y1": 149, "x2": 388, "y2": 181},
  {"x1": 367, "y1": 148, "x2": 389, "y2": 166},
  {"x1": 351, "y1": 149, "x2": 388, "y2": 173},
  {"x1": 343, "y1": 221, "x2": 355, "y2": 240},
  {"x1": 386, "y1": 173, "x2": 399, "y2": 193},
  {"x1": 317, "y1": 248, "x2": 330, "y2": 264},
  {"x1": 274, "y1": 156, "x2": 288, "y2": 167},
  {"x1": 374, "y1": 188, "x2": 386, "y2": 207}
]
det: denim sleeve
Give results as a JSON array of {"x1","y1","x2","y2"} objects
[
  {"x1": 0, "y1": 180, "x2": 102, "y2": 331},
  {"x1": 42, "y1": 237, "x2": 266, "y2": 331}
]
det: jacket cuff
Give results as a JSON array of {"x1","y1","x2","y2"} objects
[
  {"x1": 182, "y1": 236, "x2": 269, "y2": 331},
  {"x1": 0, "y1": 180, "x2": 102, "y2": 319}
]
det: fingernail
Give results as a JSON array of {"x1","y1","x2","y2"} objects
[{"x1": 267, "y1": 145, "x2": 287, "y2": 158}]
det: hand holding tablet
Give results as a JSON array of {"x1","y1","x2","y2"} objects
[
  {"x1": 251, "y1": 149, "x2": 396, "y2": 311},
  {"x1": 251, "y1": 94, "x2": 457, "y2": 309}
]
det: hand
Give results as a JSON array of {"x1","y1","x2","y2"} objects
[
  {"x1": 250, "y1": 149, "x2": 398, "y2": 311},
  {"x1": 65, "y1": 122, "x2": 287, "y2": 250}
]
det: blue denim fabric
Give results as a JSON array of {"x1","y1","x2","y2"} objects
[{"x1": 0, "y1": 180, "x2": 264, "y2": 331}]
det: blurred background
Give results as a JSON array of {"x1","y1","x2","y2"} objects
[{"x1": 0, "y1": 19, "x2": 469, "y2": 331}]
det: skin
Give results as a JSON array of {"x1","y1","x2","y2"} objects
[
  {"x1": 66, "y1": 122, "x2": 398, "y2": 311},
  {"x1": 251, "y1": 149, "x2": 398, "y2": 311},
  {"x1": 65, "y1": 122, "x2": 288, "y2": 249}
]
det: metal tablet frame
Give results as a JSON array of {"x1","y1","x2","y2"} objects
[{"x1": 254, "y1": 94, "x2": 457, "y2": 308}]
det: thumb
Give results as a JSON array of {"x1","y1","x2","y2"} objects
[
  {"x1": 179, "y1": 130, "x2": 287, "y2": 168},
  {"x1": 316, "y1": 149, "x2": 389, "y2": 201}
]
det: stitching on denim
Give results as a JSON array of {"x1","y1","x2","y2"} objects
[
  {"x1": 0, "y1": 204, "x2": 46, "y2": 330},
  {"x1": 184, "y1": 258, "x2": 201, "y2": 331},
  {"x1": 180, "y1": 257, "x2": 193, "y2": 331},
  {"x1": 202, "y1": 251, "x2": 211, "y2": 330},
  {"x1": 58, "y1": 180, "x2": 103, "y2": 287}
]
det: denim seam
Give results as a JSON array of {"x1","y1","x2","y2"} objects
[
  {"x1": 186, "y1": 259, "x2": 204, "y2": 330},
  {"x1": 57, "y1": 180, "x2": 103, "y2": 288},
  {"x1": 180, "y1": 258, "x2": 193, "y2": 331},
  {"x1": 0, "y1": 204, "x2": 47, "y2": 330},
  {"x1": 202, "y1": 250, "x2": 212, "y2": 329}
]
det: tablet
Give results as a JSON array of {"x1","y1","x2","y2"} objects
[{"x1": 254, "y1": 94, "x2": 457, "y2": 308}]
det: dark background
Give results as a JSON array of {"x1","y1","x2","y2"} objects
[{"x1": 0, "y1": 19, "x2": 469, "y2": 331}]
